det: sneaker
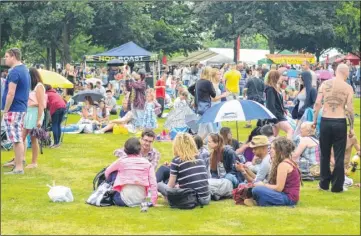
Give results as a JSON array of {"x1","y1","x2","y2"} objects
[
  {"x1": 344, "y1": 176, "x2": 353, "y2": 187},
  {"x1": 51, "y1": 144, "x2": 60, "y2": 149},
  {"x1": 244, "y1": 198, "x2": 257, "y2": 207},
  {"x1": 94, "y1": 130, "x2": 104, "y2": 134},
  {"x1": 4, "y1": 169, "x2": 24, "y2": 175}
]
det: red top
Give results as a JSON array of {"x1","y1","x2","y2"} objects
[
  {"x1": 283, "y1": 161, "x2": 301, "y2": 203},
  {"x1": 155, "y1": 79, "x2": 165, "y2": 98},
  {"x1": 46, "y1": 89, "x2": 66, "y2": 116}
]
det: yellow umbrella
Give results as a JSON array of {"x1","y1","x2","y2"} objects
[{"x1": 38, "y1": 69, "x2": 74, "y2": 89}]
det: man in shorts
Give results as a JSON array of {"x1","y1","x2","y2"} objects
[{"x1": 2, "y1": 48, "x2": 30, "y2": 175}]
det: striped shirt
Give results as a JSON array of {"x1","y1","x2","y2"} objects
[{"x1": 170, "y1": 156, "x2": 210, "y2": 199}]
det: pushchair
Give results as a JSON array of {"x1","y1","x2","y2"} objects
[{"x1": 1, "y1": 120, "x2": 13, "y2": 151}]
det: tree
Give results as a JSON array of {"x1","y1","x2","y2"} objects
[
  {"x1": 88, "y1": 2, "x2": 203, "y2": 56},
  {"x1": 199, "y1": 1, "x2": 304, "y2": 61},
  {"x1": 333, "y1": 2, "x2": 360, "y2": 57},
  {"x1": 273, "y1": 2, "x2": 339, "y2": 62},
  {"x1": 27, "y1": 1, "x2": 94, "y2": 66}
]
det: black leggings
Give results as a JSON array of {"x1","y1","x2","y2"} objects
[{"x1": 319, "y1": 118, "x2": 347, "y2": 192}]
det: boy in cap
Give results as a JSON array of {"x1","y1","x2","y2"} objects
[{"x1": 235, "y1": 135, "x2": 271, "y2": 184}]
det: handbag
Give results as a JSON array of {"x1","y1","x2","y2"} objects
[
  {"x1": 166, "y1": 188, "x2": 203, "y2": 209},
  {"x1": 86, "y1": 181, "x2": 115, "y2": 207},
  {"x1": 195, "y1": 81, "x2": 211, "y2": 115}
]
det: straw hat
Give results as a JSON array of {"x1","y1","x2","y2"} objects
[{"x1": 249, "y1": 135, "x2": 269, "y2": 148}]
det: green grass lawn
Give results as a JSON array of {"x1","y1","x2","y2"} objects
[{"x1": 1, "y1": 99, "x2": 360, "y2": 235}]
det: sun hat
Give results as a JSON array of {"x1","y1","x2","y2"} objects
[{"x1": 249, "y1": 135, "x2": 269, "y2": 148}]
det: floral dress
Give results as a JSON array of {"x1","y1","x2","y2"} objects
[{"x1": 142, "y1": 102, "x2": 158, "y2": 129}]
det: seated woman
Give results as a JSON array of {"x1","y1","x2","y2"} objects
[
  {"x1": 104, "y1": 137, "x2": 158, "y2": 207},
  {"x1": 157, "y1": 133, "x2": 211, "y2": 206},
  {"x1": 245, "y1": 137, "x2": 301, "y2": 207},
  {"x1": 79, "y1": 96, "x2": 96, "y2": 124},
  {"x1": 220, "y1": 127, "x2": 240, "y2": 151},
  {"x1": 292, "y1": 122, "x2": 319, "y2": 170},
  {"x1": 156, "y1": 135, "x2": 210, "y2": 183},
  {"x1": 94, "y1": 109, "x2": 134, "y2": 134},
  {"x1": 95, "y1": 100, "x2": 110, "y2": 129},
  {"x1": 208, "y1": 133, "x2": 244, "y2": 188}
]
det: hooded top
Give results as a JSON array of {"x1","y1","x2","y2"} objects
[{"x1": 293, "y1": 71, "x2": 317, "y2": 119}]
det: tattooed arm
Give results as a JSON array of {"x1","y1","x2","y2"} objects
[
  {"x1": 313, "y1": 84, "x2": 324, "y2": 127},
  {"x1": 345, "y1": 87, "x2": 354, "y2": 136}
]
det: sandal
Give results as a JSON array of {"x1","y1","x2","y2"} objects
[
  {"x1": 25, "y1": 163, "x2": 38, "y2": 169},
  {"x1": 3, "y1": 158, "x2": 15, "y2": 167}
]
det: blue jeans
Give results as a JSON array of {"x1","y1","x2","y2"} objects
[
  {"x1": 224, "y1": 173, "x2": 239, "y2": 189},
  {"x1": 52, "y1": 108, "x2": 66, "y2": 145},
  {"x1": 252, "y1": 186, "x2": 296, "y2": 207}
]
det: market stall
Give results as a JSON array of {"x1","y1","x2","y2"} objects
[
  {"x1": 266, "y1": 53, "x2": 316, "y2": 65},
  {"x1": 84, "y1": 41, "x2": 160, "y2": 88}
]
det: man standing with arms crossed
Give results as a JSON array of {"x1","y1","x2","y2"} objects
[
  {"x1": 2, "y1": 48, "x2": 30, "y2": 174},
  {"x1": 313, "y1": 63, "x2": 354, "y2": 192}
]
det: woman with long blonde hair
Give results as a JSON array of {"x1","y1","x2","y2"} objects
[
  {"x1": 245, "y1": 137, "x2": 301, "y2": 207},
  {"x1": 188, "y1": 66, "x2": 217, "y2": 139},
  {"x1": 265, "y1": 70, "x2": 294, "y2": 139},
  {"x1": 157, "y1": 133, "x2": 211, "y2": 205}
]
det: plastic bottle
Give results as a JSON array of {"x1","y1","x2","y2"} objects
[{"x1": 140, "y1": 191, "x2": 151, "y2": 212}]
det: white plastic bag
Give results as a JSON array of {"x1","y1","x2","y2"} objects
[{"x1": 47, "y1": 183, "x2": 74, "y2": 203}]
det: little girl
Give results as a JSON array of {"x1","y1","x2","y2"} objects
[{"x1": 142, "y1": 89, "x2": 160, "y2": 129}]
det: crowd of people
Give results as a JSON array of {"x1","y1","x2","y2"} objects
[{"x1": 1, "y1": 47, "x2": 360, "y2": 210}]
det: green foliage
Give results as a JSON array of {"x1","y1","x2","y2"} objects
[{"x1": 334, "y1": 2, "x2": 361, "y2": 56}]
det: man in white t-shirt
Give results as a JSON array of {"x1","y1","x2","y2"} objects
[{"x1": 301, "y1": 61, "x2": 317, "y2": 88}]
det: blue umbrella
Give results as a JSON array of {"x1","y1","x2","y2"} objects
[
  {"x1": 198, "y1": 100, "x2": 275, "y2": 124},
  {"x1": 283, "y1": 69, "x2": 301, "y2": 78},
  {"x1": 198, "y1": 100, "x2": 276, "y2": 140}
]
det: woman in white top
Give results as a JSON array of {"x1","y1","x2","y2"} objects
[
  {"x1": 23, "y1": 68, "x2": 46, "y2": 168},
  {"x1": 209, "y1": 68, "x2": 229, "y2": 133}
]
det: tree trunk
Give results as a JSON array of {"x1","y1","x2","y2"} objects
[
  {"x1": 233, "y1": 37, "x2": 238, "y2": 63},
  {"x1": 62, "y1": 23, "x2": 71, "y2": 64},
  {"x1": 51, "y1": 46, "x2": 56, "y2": 71},
  {"x1": 0, "y1": 22, "x2": 2, "y2": 52},
  {"x1": 268, "y1": 37, "x2": 275, "y2": 54},
  {"x1": 315, "y1": 50, "x2": 321, "y2": 63},
  {"x1": 46, "y1": 47, "x2": 50, "y2": 70}
]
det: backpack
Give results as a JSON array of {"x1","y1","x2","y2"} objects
[
  {"x1": 166, "y1": 188, "x2": 203, "y2": 209},
  {"x1": 232, "y1": 183, "x2": 254, "y2": 205},
  {"x1": 93, "y1": 167, "x2": 107, "y2": 190}
]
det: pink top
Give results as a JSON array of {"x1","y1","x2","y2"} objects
[
  {"x1": 28, "y1": 83, "x2": 47, "y2": 107},
  {"x1": 105, "y1": 155, "x2": 158, "y2": 205}
]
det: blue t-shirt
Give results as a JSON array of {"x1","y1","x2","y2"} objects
[{"x1": 1, "y1": 64, "x2": 30, "y2": 112}]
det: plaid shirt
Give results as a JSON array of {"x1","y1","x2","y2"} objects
[{"x1": 113, "y1": 148, "x2": 160, "y2": 170}]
